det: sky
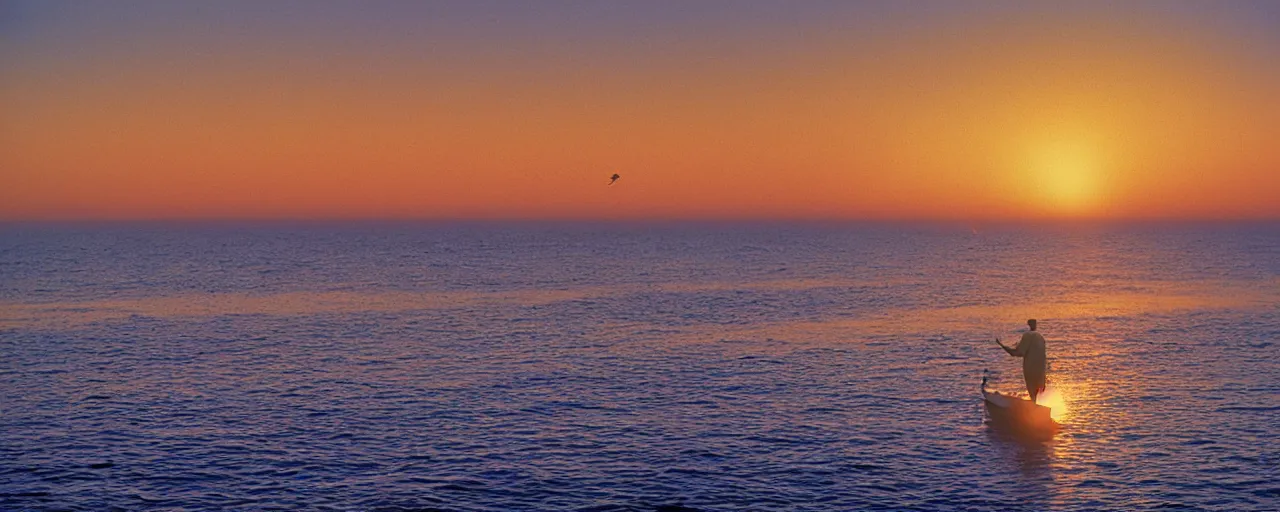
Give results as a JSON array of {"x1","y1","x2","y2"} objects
[{"x1": 2, "y1": 0, "x2": 1278, "y2": 221}]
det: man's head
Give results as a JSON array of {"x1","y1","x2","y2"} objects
[{"x1": 1027, "y1": 319, "x2": 1038, "y2": 331}]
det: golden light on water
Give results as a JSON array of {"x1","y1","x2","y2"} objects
[{"x1": 1037, "y1": 385, "x2": 1070, "y2": 423}]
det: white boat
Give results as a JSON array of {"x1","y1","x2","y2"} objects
[{"x1": 982, "y1": 371, "x2": 1058, "y2": 437}]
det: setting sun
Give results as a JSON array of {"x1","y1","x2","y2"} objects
[
  {"x1": 1030, "y1": 141, "x2": 1106, "y2": 216},
  {"x1": 1, "y1": 3, "x2": 1277, "y2": 508},
  {"x1": 1, "y1": 2, "x2": 1276, "y2": 221}
]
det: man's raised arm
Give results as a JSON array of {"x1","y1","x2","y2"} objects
[{"x1": 996, "y1": 337, "x2": 1022, "y2": 357}]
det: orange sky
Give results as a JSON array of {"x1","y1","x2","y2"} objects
[{"x1": 2, "y1": 3, "x2": 1278, "y2": 221}]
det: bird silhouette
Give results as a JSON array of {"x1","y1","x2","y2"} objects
[{"x1": 608, "y1": 173, "x2": 621, "y2": 185}]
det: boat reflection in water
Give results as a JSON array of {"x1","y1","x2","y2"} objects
[{"x1": 982, "y1": 371, "x2": 1060, "y2": 441}]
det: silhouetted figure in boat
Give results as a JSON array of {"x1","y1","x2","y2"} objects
[
  {"x1": 608, "y1": 173, "x2": 620, "y2": 185},
  {"x1": 996, "y1": 319, "x2": 1047, "y2": 403}
]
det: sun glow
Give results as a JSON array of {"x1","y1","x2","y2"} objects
[
  {"x1": 2, "y1": 4, "x2": 1278, "y2": 221},
  {"x1": 1037, "y1": 385, "x2": 1070, "y2": 423},
  {"x1": 1028, "y1": 140, "x2": 1106, "y2": 216}
]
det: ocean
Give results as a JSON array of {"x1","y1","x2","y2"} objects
[{"x1": 1, "y1": 222, "x2": 1276, "y2": 511}]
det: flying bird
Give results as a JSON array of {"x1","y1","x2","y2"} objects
[{"x1": 608, "y1": 173, "x2": 621, "y2": 185}]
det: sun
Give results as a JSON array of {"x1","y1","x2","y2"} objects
[{"x1": 1029, "y1": 141, "x2": 1104, "y2": 216}]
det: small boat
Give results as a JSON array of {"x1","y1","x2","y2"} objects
[{"x1": 982, "y1": 371, "x2": 1058, "y2": 438}]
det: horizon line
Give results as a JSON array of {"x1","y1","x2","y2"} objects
[{"x1": 2, "y1": 215, "x2": 1277, "y2": 226}]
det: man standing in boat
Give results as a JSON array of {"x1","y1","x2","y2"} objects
[{"x1": 997, "y1": 319, "x2": 1047, "y2": 403}]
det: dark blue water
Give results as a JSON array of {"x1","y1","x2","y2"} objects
[{"x1": 1, "y1": 222, "x2": 1277, "y2": 511}]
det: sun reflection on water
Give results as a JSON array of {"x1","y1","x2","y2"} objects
[{"x1": 1037, "y1": 385, "x2": 1069, "y2": 423}]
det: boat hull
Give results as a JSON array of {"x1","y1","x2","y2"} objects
[{"x1": 982, "y1": 387, "x2": 1058, "y2": 438}]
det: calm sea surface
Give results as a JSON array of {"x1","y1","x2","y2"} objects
[{"x1": 1, "y1": 222, "x2": 1277, "y2": 511}]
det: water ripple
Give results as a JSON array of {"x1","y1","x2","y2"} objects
[{"x1": 1, "y1": 223, "x2": 1277, "y2": 510}]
